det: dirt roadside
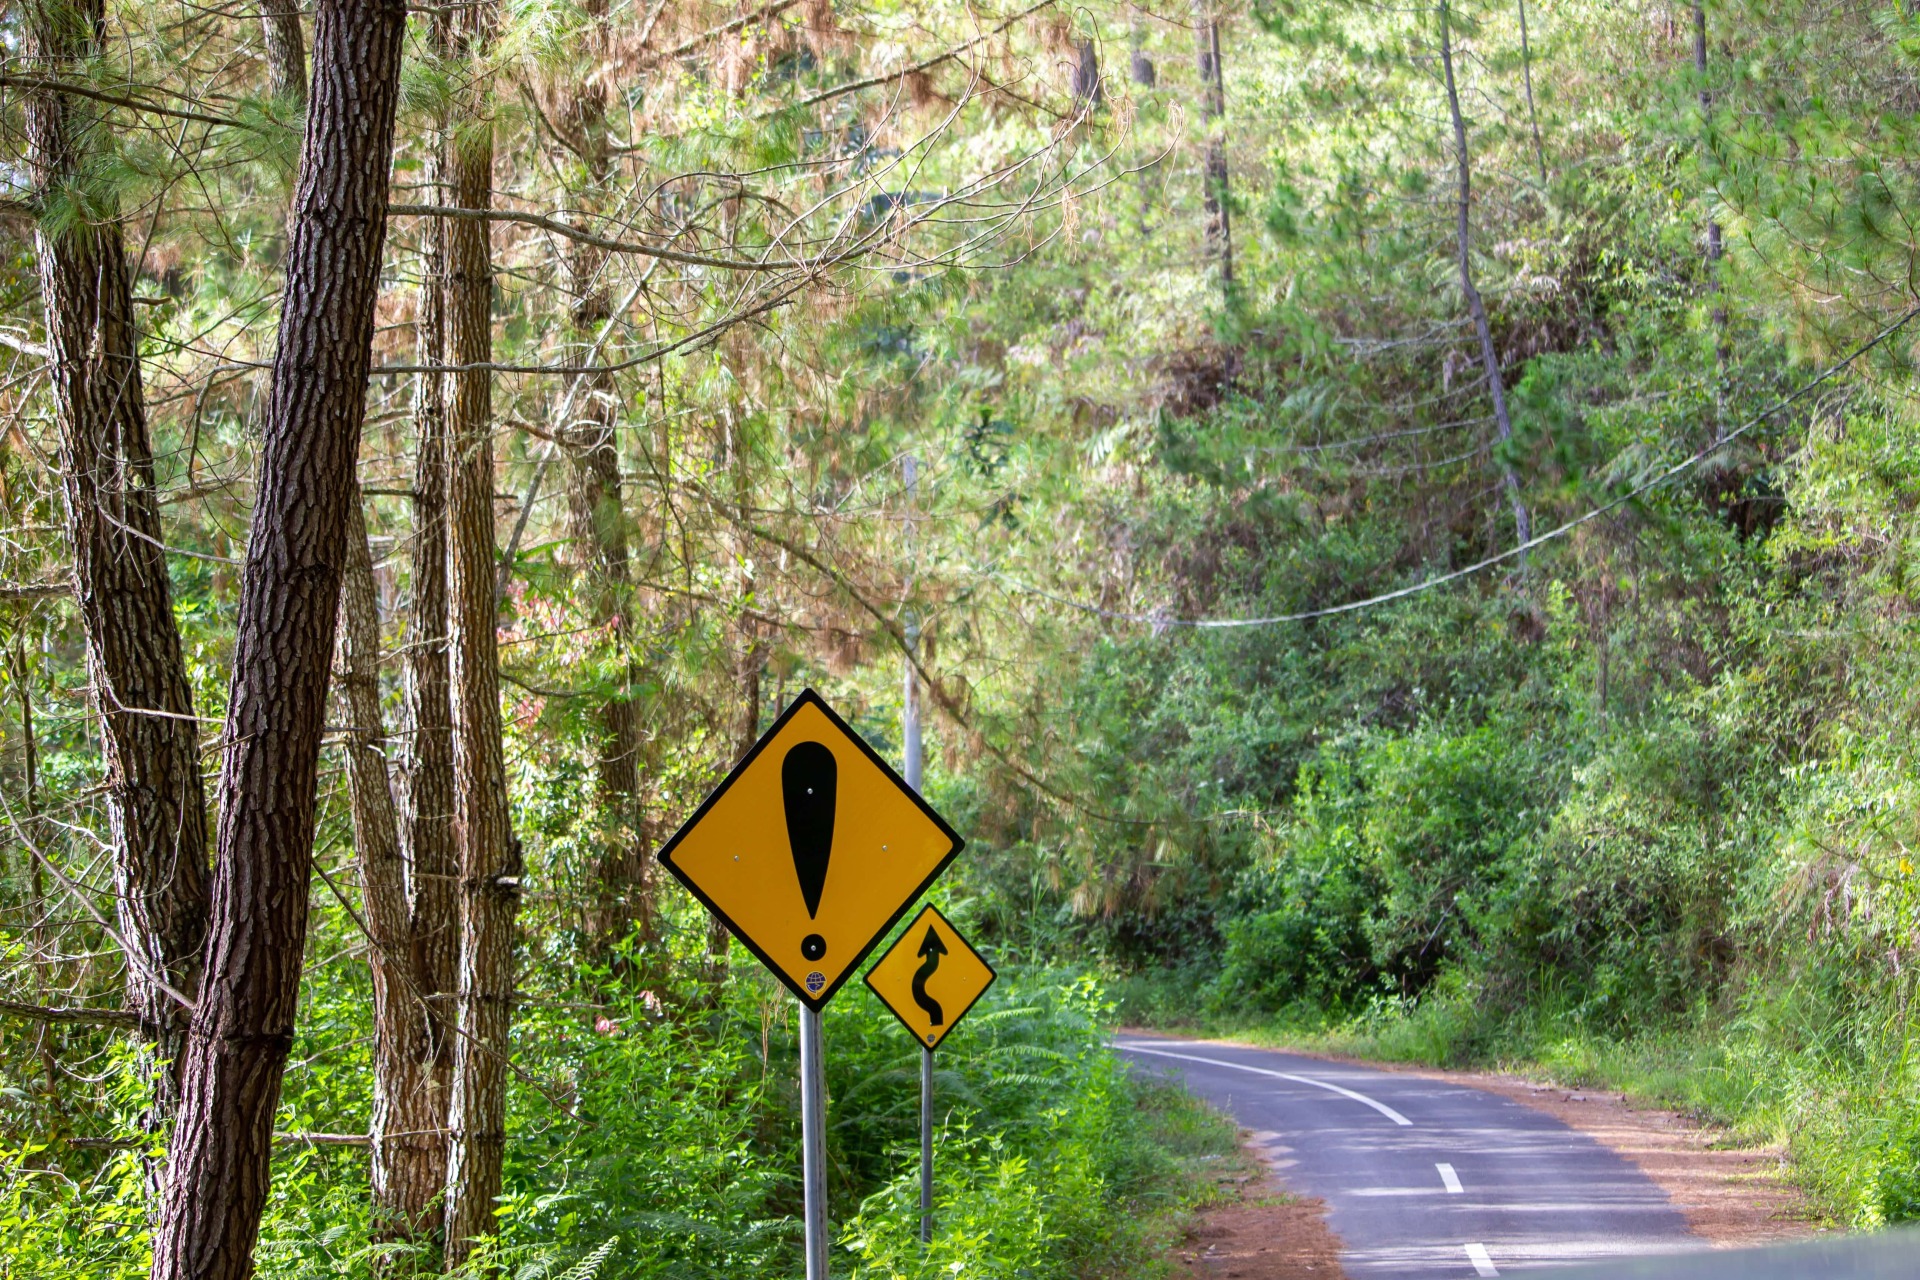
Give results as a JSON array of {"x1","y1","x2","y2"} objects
[
  {"x1": 1170, "y1": 1157, "x2": 1347, "y2": 1280},
  {"x1": 1150, "y1": 1031, "x2": 1820, "y2": 1280}
]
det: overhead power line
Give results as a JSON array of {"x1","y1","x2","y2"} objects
[{"x1": 1002, "y1": 305, "x2": 1920, "y2": 631}]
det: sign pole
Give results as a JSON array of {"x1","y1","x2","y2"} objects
[
  {"x1": 800, "y1": 1001, "x2": 829, "y2": 1280},
  {"x1": 902, "y1": 614, "x2": 922, "y2": 794},
  {"x1": 919, "y1": 1043, "x2": 934, "y2": 1243},
  {"x1": 863, "y1": 905, "x2": 997, "y2": 1247},
  {"x1": 653, "y1": 686, "x2": 967, "y2": 1280},
  {"x1": 901, "y1": 456, "x2": 930, "y2": 1248},
  {"x1": 902, "y1": 452, "x2": 923, "y2": 797}
]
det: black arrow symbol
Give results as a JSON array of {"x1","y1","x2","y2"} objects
[
  {"x1": 782, "y1": 741, "x2": 837, "y2": 926},
  {"x1": 912, "y1": 926, "x2": 947, "y2": 1025}
]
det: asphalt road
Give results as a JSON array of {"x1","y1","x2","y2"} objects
[
  {"x1": 1555, "y1": 1229, "x2": 1920, "y2": 1279},
  {"x1": 1117, "y1": 1036, "x2": 1705, "y2": 1278}
]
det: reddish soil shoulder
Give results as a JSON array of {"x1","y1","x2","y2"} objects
[{"x1": 1170, "y1": 1162, "x2": 1346, "y2": 1280}]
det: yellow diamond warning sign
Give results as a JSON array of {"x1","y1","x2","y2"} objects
[
  {"x1": 864, "y1": 905, "x2": 996, "y2": 1050},
  {"x1": 657, "y1": 688, "x2": 964, "y2": 1010}
]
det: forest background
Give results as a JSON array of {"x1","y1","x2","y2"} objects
[{"x1": 4, "y1": 0, "x2": 1920, "y2": 1273}]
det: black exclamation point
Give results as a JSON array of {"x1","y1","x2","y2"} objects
[{"x1": 783, "y1": 741, "x2": 836, "y2": 962}]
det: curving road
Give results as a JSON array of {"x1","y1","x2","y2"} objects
[{"x1": 1118, "y1": 1036, "x2": 1706, "y2": 1278}]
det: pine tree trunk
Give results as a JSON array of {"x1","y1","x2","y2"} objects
[
  {"x1": 1130, "y1": 26, "x2": 1157, "y2": 236},
  {"x1": 395, "y1": 186, "x2": 458, "y2": 1257},
  {"x1": 440, "y1": 26, "x2": 520, "y2": 1263},
  {"x1": 556, "y1": 33, "x2": 649, "y2": 953},
  {"x1": 1693, "y1": 1, "x2": 1729, "y2": 441},
  {"x1": 337, "y1": 495, "x2": 444, "y2": 1266},
  {"x1": 1438, "y1": 0, "x2": 1531, "y2": 562},
  {"x1": 1516, "y1": 0, "x2": 1547, "y2": 184},
  {"x1": 149, "y1": 0, "x2": 408, "y2": 1270},
  {"x1": 260, "y1": 0, "x2": 307, "y2": 104},
  {"x1": 25, "y1": 0, "x2": 209, "y2": 1122},
  {"x1": 704, "y1": 399, "x2": 759, "y2": 991},
  {"x1": 1072, "y1": 38, "x2": 1101, "y2": 111},
  {"x1": 1194, "y1": 4, "x2": 1232, "y2": 291}
]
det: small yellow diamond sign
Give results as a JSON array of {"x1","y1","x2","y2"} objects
[
  {"x1": 864, "y1": 905, "x2": 996, "y2": 1050},
  {"x1": 657, "y1": 688, "x2": 964, "y2": 1011}
]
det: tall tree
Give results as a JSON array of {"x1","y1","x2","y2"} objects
[
  {"x1": 259, "y1": 0, "x2": 307, "y2": 104},
  {"x1": 25, "y1": 0, "x2": 209, "y2": 1120},
  {"x1": 1194, "y1": 1, "x2": 1231, "y2": 290},
  {"x1": 1516, "y1": 0, "x2": 1546, "y2": 183},
  {"x1": 336, "y1": 493, "x2": 445, "y2": 1266},
  {"x1": 148, "y1": 0, "x2": 410, "y2": 1269},
  {"x1": 556, "y1": 8, "x2": 650, "y2": 951},
  {"x1": 1438, "y1": 0, "x2": 1531, "y2": 560},
  {"x1": 1072, "y1": 37, "x2": 1102, "y2": 111},
  {"x1": 1693, "y1": 0, "x2": 1729, "y2": 441},
  {"x1": 395, "y1": 151, "x2": 459, "y2": 1255},
  {"x1": 438, "y1": 0, "x2": 520, "y2": 1260}
]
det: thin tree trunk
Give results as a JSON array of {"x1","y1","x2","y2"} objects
[
  {"x1": 1129, "y1": 25, "x2": 1155, "y2": 86},
  {"x1": 8, "y1": 628, "x2": 67, "y2": 1128},
  {"x1": 703, "y1": 386, "x2": 759, "y2": 992},
  {"x1": 1438, "y1": 0, "x2": 1531, "y2": 561},
  {"x1": 260, "y1": 0, "x2": 306, "y2": 104},
  {"x1": 149, "y1": 0, "x2": 408, "y2": 1270},
  {"x1": 393, "y1": 177, "x2": 458, "y2": 1259},
  {"x1": 439, "y1": 6, "x2": 519, "y2": 1259},
  {"x1": 25, "y1": 0, "x2": 209, "y2": 1123},
  {"x1": 558, "y1": 27, "x2": 649, "y2": 953},
  {"x1": 1195, "y1": 3, "x2": 1232, "y2": 291},
  {"x1": 1693, "y1": 1, "x2": 1729, "y2": 442},
  {"x1": 1072, "y1": 38, "x2": 1101, "y2": 112},
  {"x1": 1130, "y1": 26, "x2": 1157, "y2": 237},
  {"x1": 1516, "y1": 0, "x2": 1546, "y2": 183},
  {"x1": 337, "y1": 495, "x2": 444, "y2": 1267}
]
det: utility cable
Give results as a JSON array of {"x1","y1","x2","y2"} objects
[{"x1": 999, "y1": 305, "x2": 1920, "y2": 630}]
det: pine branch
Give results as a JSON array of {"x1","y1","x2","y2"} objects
[{"x1": 0, "y1": 999, "x2": 140, "y2": 1027}]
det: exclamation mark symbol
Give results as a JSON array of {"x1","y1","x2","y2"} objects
[{"x1": 783, "y1": 741, "x2": 836, "y2": 963}]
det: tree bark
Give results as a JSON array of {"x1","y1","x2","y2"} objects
[
  {"x1": 149, "y1": 0, "x2": 408, "y2": 1270},
  {"x1": 439, "y1": 7, "x2": 520, "y2": 1260},
  {"x1": 1194, "y1": 4, "x2": 1231, "y2": 291},
  {"x1": 1129, "y1": 25, "x2": 1155, "y2": 87},
  {"x1": 1693, "y1": 1, "x2": 1729, "y2": 442},
  {"x1": 260, "y1": 0, "x2": 307, "y2": 105},
  {"x1": 1129, "y1": 26, "x2": 1157, "y2": 236},
  {"x1": 556, "y1": 23, "x2": 649, "y2": 953},
  {"x1": 1517, "y1": 0, "x2": 1546, "y2": 184},
  {"x1": 337, "y1": 494, "x2": 446, "y2": 1266},
  {"x1": 704, "y1": 391, "x2": 759, "y2": 991},
  {"x1": 394, "y1": 160, "x2": 458, "y2": 1261},
  {"x1": 25, "y1": 0, "x2": 209, "y2": 1121},
  {"x1": 1072, "y1": 38, "x2": 1101, "y2": 111},
  {"x1": 1438, "y1": 0, "x2": 1531, "y2": 563}
]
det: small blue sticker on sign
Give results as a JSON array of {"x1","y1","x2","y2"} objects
[{"x1": 805, "y1": 971, "x2": 826, "y2": 994}]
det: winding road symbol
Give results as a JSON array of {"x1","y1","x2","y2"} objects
[
  {"x1": 912, "y1": 926, "x2": 948, "y2": 1025},
  {"x1": 864, "y1": 904, "x2": 995, "y2": 1050}
]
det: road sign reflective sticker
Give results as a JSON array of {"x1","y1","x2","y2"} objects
[
  {"x1": 864, "y1": 904, "x2": 996, "y2": 1050},
  {"x1": 657, "y1": 688, "x2": 964, "y2": 1011}
]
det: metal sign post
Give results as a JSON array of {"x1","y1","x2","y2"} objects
[
  {"x1": 800, "y1": 1003, "x2": 829, "y2": 1280},
  {"x1": 863, "y1": 904, "x2": 997, "y2": 1250},
  {"x1": 919, "y1": 1043, "x2": 934, "y2": 1243},
  {"x1": 901, "y1": 582, "x2": 933, "y2": 1246},
  {"x1": 652, "y1": 687, "x2": 968, "y2": 1280}
]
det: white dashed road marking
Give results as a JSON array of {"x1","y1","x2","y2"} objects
[
  {"x1": 1465, "y1": 1242, "x2": 1498, "y2": 1276},
  {"x1": 1436, "y1": 1162, "x2": 1463, "y2": 1194},
  {"x1": 1118, "y1": 1043, "x2": 1414, "y2": 1126}
]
